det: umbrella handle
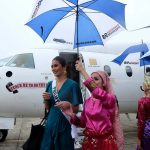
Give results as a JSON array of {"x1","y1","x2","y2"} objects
[{"x1": 77, "y1": 54, "x2": 84, "y2": 63}]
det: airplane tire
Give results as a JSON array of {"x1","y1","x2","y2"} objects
[{"x1": 0, "y1": 129, "x2": 8, "y2": 142}]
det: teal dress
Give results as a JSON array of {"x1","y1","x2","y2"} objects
[{"x1": 40, "y1": 79, "x2": 83, "y2": 150}]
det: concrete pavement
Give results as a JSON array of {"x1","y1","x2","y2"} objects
[{"x1": 0, "y1": 113, "x2": 137, "y2": 150}]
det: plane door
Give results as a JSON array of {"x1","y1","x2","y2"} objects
[
  {"x1": 59, "y1": 52, "x2": 87, "y2": 103},
  {"x1": 59, "y1": 52, "x2": 79, "y2": 83}
]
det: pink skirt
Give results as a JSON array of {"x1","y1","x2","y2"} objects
[{"x1": 82, "y1": 130, "x2": 118, "y2": 150}]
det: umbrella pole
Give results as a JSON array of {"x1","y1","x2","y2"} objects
[
  {"x1": 76, "y1": 1, "x2": 79, "y2": 56},
  {"x1": 76, "y1": 2, "x2": 83, "y2": 86},
  {"x1": 76, "y1": 4, "x2": 82, "y2": 61},
  {"x1": 141, "y1": 40, "x2": 146, "y2": 75}
]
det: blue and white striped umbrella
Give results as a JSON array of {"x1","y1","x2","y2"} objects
[{"x1": 26, "y1": 0, "x2": 126, "y2": 51}]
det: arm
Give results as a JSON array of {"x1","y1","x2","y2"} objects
[
  {"x1": 43, "y1": 82, "x2": 52, "y2": 110},
  {"x1": 70, "y1": 104, "x2": 86, "y2": 128},
  {"x1": 70, "y1": 111, "x2": 86, "y2": 128},
  {"x1": 75, "y1": 60, "x2": 90, "y2": 80},
  {"x1": 57, "y1": 101, "x2": 86, "y2": 128},
  {"x1": 43, "y1": 92, "x2": 51, "y2": 111},
  {"x1": 83, "y1": 77, "x2": 106, "y2": 97},
  {"x1": 75, "y1": 60, "x2": 107, "y2": 99},
  {"x1": 72, "y1": 105, "x2": 79, "y2": 114},
  {"x1": 84, "y1": 77, "x2": 116, "y2": 108},
  {"x1": 75, "y1": 60, "x2": 114, "y2": 103}
]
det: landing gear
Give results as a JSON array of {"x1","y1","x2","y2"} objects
[{"x1": 0, "y1": 129, "x2": 8, "y2": 142}]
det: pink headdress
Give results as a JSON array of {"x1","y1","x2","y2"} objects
[{"x1": 91, "y1": 71, "x2": 114, "y2": 94}]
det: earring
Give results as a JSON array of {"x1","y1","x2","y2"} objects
[{"x1": 64, "y1": 70, "x2": 67, "y2": 75}]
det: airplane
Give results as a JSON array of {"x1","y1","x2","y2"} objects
[{"x1": 0, "y1": 44, "x2": 147, "y2": 142}]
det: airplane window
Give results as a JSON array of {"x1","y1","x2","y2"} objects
[
  {"x1": 125, "y1": 66, "x2": 132, "y2": 77},
  {"x1": 104, "y1": 65, "x2": 111, "y2": 76},
  {"x1": 145, "y1": 67, "x2": 150, "y2": 76},
  {"x1": 6, "y1": 53, "x2": 35, "y2": 68},
  {"x1": 0, "y1": 57, "x2": 12, "y2": 67}
]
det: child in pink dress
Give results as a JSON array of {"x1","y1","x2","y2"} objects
[{"x1": 57, "y1": 60, "x2": 124, "y2": 150}]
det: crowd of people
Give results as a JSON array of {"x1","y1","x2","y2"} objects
[{"x1": 40, "y1": 56, "x2": 150, "y2": 150}]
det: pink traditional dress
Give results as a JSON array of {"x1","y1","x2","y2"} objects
[{"x1": 71, "y1": 75, "x2": 124, "y2": 150}]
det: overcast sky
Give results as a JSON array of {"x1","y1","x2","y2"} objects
[{"x1": 0, "y1": 0, "x2": 150, "y2": 58}]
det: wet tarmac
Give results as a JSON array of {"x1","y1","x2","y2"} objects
[{"x1": 0, "y1": 113, "x2": 137, "y2": 150}]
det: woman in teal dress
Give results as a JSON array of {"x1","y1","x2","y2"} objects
[{"x1": 40, "y1": 56, "x2": 83, "y2": 150}]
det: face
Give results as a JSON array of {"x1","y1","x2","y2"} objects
[
  {"x1": 91, "y1": 72, "x2": 104, "y2": 89},
  {"x1": 51, "y1": 60, "x2": 66, "y2": 77}
]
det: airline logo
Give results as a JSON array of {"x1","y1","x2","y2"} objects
[
  {"x1": 6, "y1": 82, "x2": 47, "y2": 93},
  {"x1": 124, "y1": 61, "x2": 139, "y2": 65},
  {"x1": 89, "y1": 58, "x2": 97, "y2": 65},
  {"x1": 102, "y1": 24, "x2": 121, "y2": 40}
]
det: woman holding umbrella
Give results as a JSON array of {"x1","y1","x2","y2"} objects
[{"x1": 57, "y1": 60, "x2": 124, "y2": 150}]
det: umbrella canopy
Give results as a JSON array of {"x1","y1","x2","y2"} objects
[
  {"x1": 140, "y1": 50, "x2": 150, "y2": 66},
  {"x1": 112, "y1": 43, "x2": 150, "y2": 66},
  {"x1": 26, "y1": 0, "x2": 126, "y2": 51}
]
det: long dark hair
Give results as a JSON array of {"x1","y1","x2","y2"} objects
[
  {"x1": 53, "y1": 56, "x2": 69, "y2": 77},
  {"x1": 53, "y1": 56, "x2": 66, "y2": 67}
]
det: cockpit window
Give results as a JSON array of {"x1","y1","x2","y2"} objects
[
  {"x1": 0, "y1": 57, "x2": 12, "y2": 67},
  {"x1": 6, "y1": 53, "x2": 35, "y2": 68},
  {"x1": 125, "y1": 66, "x2": 132, "y2": 77}
]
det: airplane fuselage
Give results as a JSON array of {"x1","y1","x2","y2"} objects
[{"x1": 0, "y1": 48, "x2": 144, "y2": 118}]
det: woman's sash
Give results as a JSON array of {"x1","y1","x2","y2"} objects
[{"x1": 52, "y1": 80, "x2": 78, "y2": 139}]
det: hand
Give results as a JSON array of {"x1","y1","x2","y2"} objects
[
  {"x1": 55, "y1": 101, "x2": 71, "y2": 110},
  {"x1": 75, "y1": 60, "x2": 84, "y2": 72},
  {"x1": 55, "y1": 101, "x2": 74, "y2": 117},
  {"x1": 42, "y1": 92, "x2": 50, "y2": 100},
  {"x1": 75, "y1": 60, "x2": 90, "y2": 80},
  {"x1": 42, "y1": 92, "x2": 50, "y2": 110}
]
